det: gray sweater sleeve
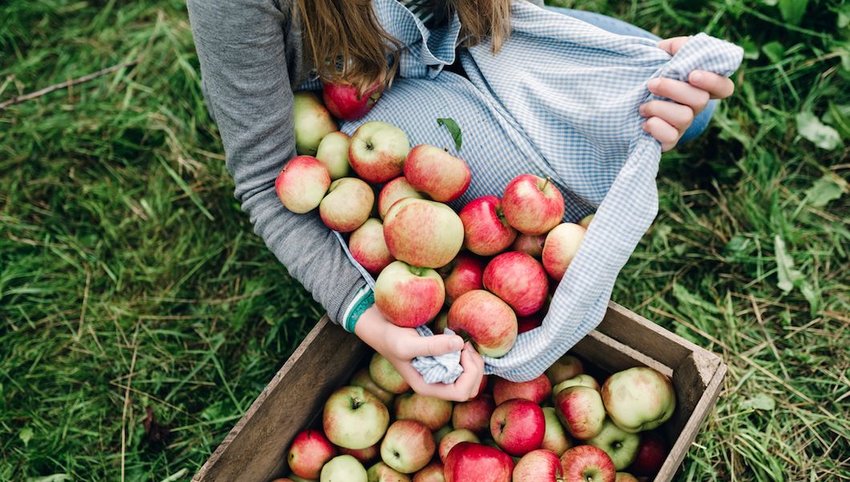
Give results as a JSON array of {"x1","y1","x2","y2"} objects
[{"x1": 186, "y1": 0, "x2": 369, "y2": 325}]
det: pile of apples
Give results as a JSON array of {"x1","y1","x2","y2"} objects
[
  {"x1": 277, "y1": 87, "x2": 593, "y2": 358},
  {"x1": 272, "y1": 351, "x2": 676, "y2": 482}
]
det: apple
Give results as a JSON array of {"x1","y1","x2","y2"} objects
[
  {"x1": 321, "y1": 454, "x2": 367, "y2": 482},
  {"x1": 444, "y1": 442, "x2": 514, "y2": 482},
  {"x1": 559, "y1": 445, "x2": 616, "y2": 482},
  {"x1": 383, "y1": 198, "x2": 464, "y2": 268},
  {"x1": 287, "y1": 429, "x2": 336, "y2": 479},
  {"x1": 275, "y1": 155, "x2": 331, "y2": 214},
  {"x1": 447, "y1": 290, "x2": 517, "y2": 358},
  {"x1": 323, "y1": 386, "x2": 390, "y2": 449},
  {"x1": 542, "y1": 223, "x2": 586, "y2": 281},
  {"x1": 315, "y1": 131, "x2": 352, "y2": 179},
  {"x1": 431, "y1": 309, "x2": 449, "y2": 334},
  {"x1": 578, "y1": 213, "x2": 594, "y2": 229},
  {"x1": 553, "y1": 375, "x2": 600, "y2": 395},
  {"x1": 375, "y1": 261, "x2": 445, "y2": 328},
  {"x1": 412, "y1": 461, "x2": 444, "y2": 482},
  {"x1": 394, "y1": 393, "x2": 453, "y2": 431},
  {"x1": 511, "y1": 233, "x2": 546, "y2": 258},
  {"x1": 367, "y1": 461, "x2": 411, "y2": 482},
  {"x1": 554, "y1": 386, "x2": 606, "y2": 440},
  {"x1": 284, "y1": 476, "x2": 313, "y2": 482},
  {"x1": 340, "y1": 442, "x2": 380, "y2": 465},
  {"x1": 601, "y1": 367, "x2": 676, "y2": 433},
  {"x1": 319, "y1": 177, "x2": 374, "y2": 232},
  {"x1": 380, "y1": 420, "x2": 436, "y2": 474},
  {"x1": 378, "y1": 177, "x2": 424, "y2": 219},
  {"x1": 349, "y1": 218, "x2": 394, "y2": 275},
  {"x1": 541, "y1": 407, "x2": 571, "y2": 456},
  {"x1": 350, "y1": 367, "x2": 395, "y2": 405},
  {"x1": 441, "y1": 252, "x2": 486, "y2": 305},
  {"x1": 404, "y1": 145, "x2": 471, "y2": 202},
  {"x1": 349, "y1": 121, "x2": 410, "y2": 183},
  {"x1": 628, "y1": 432, "x2": 668, "y2": 476},
  {"x1": 322, "y1": 81, "x2": 383, "y2": 121},
  {"x1": 512, "y1": 449, "x2": 563, "y2": 482},
  {"x1": 586, "y1": 419, "x2": 640, "y2": 470},
  {"x1": 434, "y1": 425, "x2": 453, "y2": 445},
  {"x1": 451, "y1": 394, "x2": 495, "y2": 435},
  {"x1": 615, "y1": 473, "x2": 639, "y2": 482},
  {"x1": 490, "y1": 399, "x2": 545, "y2": 456},
  {"x1": 545, "y1": 355, "x2": 584, "y2": 385},
  {"x1": 492, "y1": 374, "x2": 551, "y2": 405},
  {"x1": 501, "y1": 174, "x2": 565, "y2": 236},
  {"x1": 438, "y1": 429, "x2": 480, "y2": 463},
  {"x1": 483, "y1": 251, "x2": 548, "y2": 317},
  {"x1": 458, "y1": 196, "x2": 517, "y2": 256},
  {"x1": 293, "y1": 91, "x2": 338, "y2": 156},
  {"x1": 516, "y1": 313, "x2": 543, "y2": 334},
  {"x1": 369, "y1": 353, "x2": 411, "y2": 394}
]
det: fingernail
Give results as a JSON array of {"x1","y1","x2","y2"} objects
[
  {"x1": 648, "y1": 78, "x2": 660, "y2": 89},
  {"x1": 451, "y1": 338, "x2": 464, "y2": 351},
  {"x1": 642, "y1": 122, "x2": 649, "y2": 131},
  {"x1": 691, "y1": 71, "x2": 703, "y2": 83},
  {"x1": 639, "y1": 104, "x2": 647, "y2": 116}
]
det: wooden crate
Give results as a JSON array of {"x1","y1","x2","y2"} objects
[{"x1": 194, "y1": 301, "x2": 726, "y2": 482}]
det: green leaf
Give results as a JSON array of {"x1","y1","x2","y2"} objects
[
  {"x1": 437, "y1": 117, "x2": 463, "y2": 151},
  {"x1": 825, "y1": 102, "x2": 850, "y2": 138},
  {"x1": 774, "y1": 235, "x2": 802, "y2": 294},
  {"x1": 741, "y1": 393, "x2": 776, "y2": 411},
  {"x1": 778, "y1": 0, "x2": 808, "y2": 25},
  {"x1": 804, "y1": 174, "x2": 847, "y2": 207},
  {"x1": 761, "y1": 41, "x2": 785, "y2": 64},
  {"x1": 796, "y1": 112, "x2": 842, "y2": 150},
  {"x1": 672, "y1": 283, "x2": 720, "y2": 314},
  {"x1": 19, "y1": 426, "x2": 33, "y2": 447}
]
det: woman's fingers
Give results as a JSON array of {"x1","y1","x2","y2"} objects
[
  {"x1": 658, "y1": 36, "x2": 690, "y2": 56},
  {"x1": 640, "y1": 100, "x2": 694, "y2": 132},
  {"x1": 398, "y1": 332, "x2": 465, "y2": 359},
  {"x1": 643, "y1": 116, "x2": 680, "y2": 152},
  {"x1": 689, "y1": 71, "x2": 735, "y2": 99},
  {"x1": 647, "y1": 77, "x2": 710, "y2": 114},
  {"x1": 400, "y1": 342, "x2": 485, "y2": 402}
]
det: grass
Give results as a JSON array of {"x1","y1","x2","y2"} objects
[{"x1": 1, "y1": 0, "x2": 848, "y2": 480}]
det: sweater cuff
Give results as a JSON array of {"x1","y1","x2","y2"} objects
[{"x1": 341, "y1": 285, "x2": 375, "y2": 333}]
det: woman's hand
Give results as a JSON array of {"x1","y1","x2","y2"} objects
[
  {"x1": 354, "y1": 305, "x2": 486, "y2": 402},
  {"x1": 642, "y1": 37, "x2": 736, "y2": 151}
]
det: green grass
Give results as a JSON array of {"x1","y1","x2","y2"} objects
[{"x1": 1, "y1": 0, "x2": 848, "y2": 480}]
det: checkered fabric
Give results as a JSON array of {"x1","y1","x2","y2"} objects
[{"x1": 334, "y1": 0, "x2": 743, "y2": 383}]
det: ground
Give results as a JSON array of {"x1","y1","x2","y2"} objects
[{"x1": 1, "y1": 0, "x2": 848, "y2": 480}]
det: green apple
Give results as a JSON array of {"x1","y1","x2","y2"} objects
[
  {"x1": 367, "y1": 461, "x2": 411, "y2": 482},
  {"x1": 321, "y1": 454, "x2": 367, "y2": 482},
  {"x1": 293, "y1": 91, "x2": 337, "y2": 156},
  {"x1": 586, "y1": 419, "x2": 640, "y2": 470},
  {"x1": 553, "y1": 374, "x2": 600, "y2": 396},
  {"x1": 601, "y1": 367, "x2": 676, "y2": 433},
  {"x1": 315, "y1": 131, "x2": 351, "y2": 180},
  {"x1": 323, "y1": 386, "x2": 389, "y2": 449}
]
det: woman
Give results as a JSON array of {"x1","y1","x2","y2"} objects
[{"x1": 186, "y1": 0, "x2": 734, "y2": 402}]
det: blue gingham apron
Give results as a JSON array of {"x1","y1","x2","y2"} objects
[{"x1": 332, "y1": 0, "x2": 743, "y2": 383}]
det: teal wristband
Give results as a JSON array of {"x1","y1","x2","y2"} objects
[{"x1": 343, "y1": 288, "x2": 375, "y2": 333}]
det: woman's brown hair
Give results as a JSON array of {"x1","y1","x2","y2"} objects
[{"x1": 295, "y1": 0, "x2": 512, "y2": 92}]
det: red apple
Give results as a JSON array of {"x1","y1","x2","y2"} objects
[
  {"x1": 349, "y1": 218, "x2": 394, "y2": 275},
  {"x1": 378, "y1": 177, "x2": 424, "y2": 219},
  {"x1": 601, "y1": 367, "x2": 676, "y2": 433},
  {"x1": 451, "y1": 394, "x2": 495, "y2": 435},
  {"x1": 319, "y1": 177, "x2": 374, "y2": 232},
  {"x1": 380, "y1": 420, "x2": 436, "y2": 474},
  {"x1": 541, "y1": 407, "x2": 572, "y2": 456},
  {"x1": 315, "y1": 131, "x2": 351, "y2": 180},
  {"x1": 628, "y1": 432, "x2": 668, "y2": 476},
  {"x1": 287, "y1": 429, "x2": 336, "y2": 479},
  {"x1": 350, "y1": 367, "x2": 395, "y2": 405},
  {"x1": 367, "y1": 461, "x2": 412, "y2": 482},
  {"x1": 444, "y1": 442, "x2": 514, "y2": 482},
  {"x1": 542, "y1": 223, "x2": 586, "y2": 281},
  {"x1": 275, "y1": 155, "x2": 331, "y2": 214},
  {"x1": 349, "y1": 121, "x2": 410, "y2": 183},
  {"x1": 369, "y1": 353, "x2": 411, "y2": 394},
  {"x1": 615, "y1": 473, "x2": 639, "y2": 482},
  {"x1": 512, "y1": 449, "x2": 563, "y2": 482},
  {"x1": 492, "y1": 374, "x2": 552, "y2": 405},
  {"x1": 384, "y1": 198, "x2": 464, "y2": 268},
  {"x1": 404, "y1": 144, "x2": 471, "y2": 202},
  {"x1": 413, "y1": 461, "x2": 445, "y2": 482},
  {"x1": 501, "y1": 174, "x2": 565, "y2": 236},
  {"x1": 545, "y1": 355, "x2": 584, "y2": 385},
  {"x1": 394, "y1": 393, "x2": 453, "y2": 431},
  {"x1": 490, "y1": 399, "x2": 545, "y2": 456},
  {"x1": 292, "y1": 91, "x2": 337, "y2": 155},
  {"x1": 554, "y1": 386, "x2": 606, "y2": 440},
  {"x1": 442, "y1": 253, "x2": 486, "y2": 305},
  {"x1": 439, "y1": 429, "x2": 480, "y2": 463},
  {"x1": 560, "y1": 445, "x2": 616, "y2": 482},
  {"x1": 431, "y1": 309, "x2": 449, "y2": 334},
  {"x1": 448, "y1": 290, "x2": 517, "y2": 358},
  {"x1": 483, "y1": 251, "x2": 548, "y2": 317},
  {"x1": 516, "y1": 313, "x2": 543, "y2": 334},
  {"x1": 586, "y1": 419, "x2": 640, "y2": 470},
  {"x1": 323, "y1": 386, "x2": 389, "y2": 449},
  {"x1": 322, "y1": 81, "x2": 383, "y2": 121},
  {"x1": 553, "y1": 374, "x2": 600, "y2": 396},
  {"x1": 459, "y1": 196, "x2": 517, "y2": 256},
  {"x1": 512, "y1": 233, "x2": 546, "y2": 258},
  {"x1": 375, "y1": 261, "x2": 445, "y2": 328},
  {"x1": 339, "y1": 442, "x2": 380, "y2": 465}
]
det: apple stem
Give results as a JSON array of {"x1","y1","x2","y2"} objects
[
  {"x1": 408, "y1": 265, "x2": 426, "y2": 277},
  {"x1": 540, "y1": 176, "x2": 551, "y2": 191}
]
